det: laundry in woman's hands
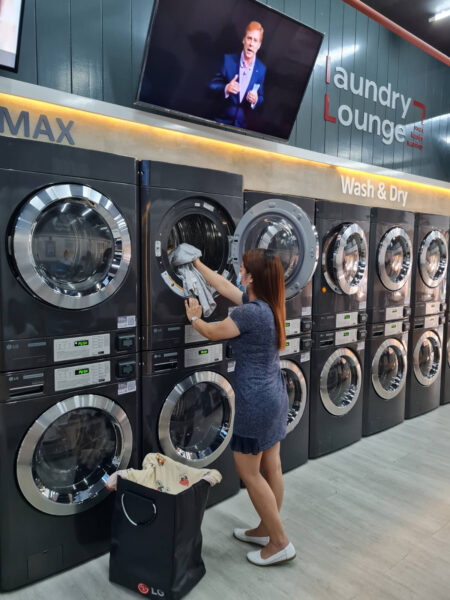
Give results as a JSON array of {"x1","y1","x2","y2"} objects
[{"x1": 169, "y1": 243, "x2": 217, "y2": 317}]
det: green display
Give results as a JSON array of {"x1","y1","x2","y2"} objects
[
  {"x1": 344, "y1": 315, "x2": 350, "y2": 320},
  {"x1": 199, "y1": 349, "x2": 208, "y2": 355},
  {"x1": 74, "y1": 340, "x2": 89, "y2": 347},
  {"x1": 344, "y1": 332, "x2": 349, "y2": 337},
  {"x1": 75, "y1": 368, "x2": 89, "y2": 375}
]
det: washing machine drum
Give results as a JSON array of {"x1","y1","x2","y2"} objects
[
  {"x1": 280, "y1": 360, "x2": 307, "y2": 433},
  {"x1": 231, "y1": 199, "x2": 319, "y2": 299},
  {"x1": 418, "y1": 230, "x2": 448, "y2": 288},
  {"x1": 17, "y1": 395, "x2": 133, "y2": 516},
  {"x1": 12, "y1": 184, "x2": 131, "y2": 309},
  {"x1": 322, "y1": 223, "x2": 368, "y2": 295},
  {"x1": 320, "y1": 348, "x2": 362, "y2": 415},
  {"x1": 413, "y1": 331, "x2": 442, "y2": 386},
  {"x1": 377, "y1": 227, "x2": 412, "y2": 291},
  {"x1": 158, "y1": 371, "x2": 235, "y2": 468},
  {"x1": 371, "y1": 339, "x2": 407, "y2": 399},
  {"x1": 157, "y1": 198, "x2": 235, "y2": 297}
]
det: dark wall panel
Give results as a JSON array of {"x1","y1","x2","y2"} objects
[
  {"x1": 132, "y1": 0, "x2": 154, "y2": 100},
  {"x1": 102, "y1": 0, "x2": 132, "y2": 106},
  {"x1": 71, "y1": 0, "x2": 103, "y2": 100},
  {"x1": 295, "y1": 0, "x2": 315, "y2": 151},
  {"x1": 361, "y1": 18, "x2": 379, "y2": 166},
  {"x1": 350, "y1": 10, "x2": 368, "y2": 164},
  {"x1": 324, "y1": 0, "x2": 344, "y2": 158},
  {"x1": 36, "y1": 0, "x2": 71, "y2": 92},
  {"x1": 310, "y1": 0, "x2": 330, "y2": 154}
]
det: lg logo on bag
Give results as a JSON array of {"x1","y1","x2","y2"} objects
[{"x1": 137, "y1": 583, "x2": 165, "y2": 597}]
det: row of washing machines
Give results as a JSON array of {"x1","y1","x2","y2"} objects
[{"x1": 1, "y1": 137, "x2": 449, "y2": 590}]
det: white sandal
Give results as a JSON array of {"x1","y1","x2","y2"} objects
[
  {"x1": 233, "y1": 528, "x2": 269, "y2": 546},
  {"x1": 247, "y1": 542, "x2": 296, "y2": 566}
]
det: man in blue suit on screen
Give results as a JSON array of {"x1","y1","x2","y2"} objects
[{"x1": 210, "y1": 21, "x2": 266, "y2": 130}]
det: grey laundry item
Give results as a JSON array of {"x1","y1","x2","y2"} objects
[{"x1": 169, "y1": 243, "x2": 217, "y2": 317}]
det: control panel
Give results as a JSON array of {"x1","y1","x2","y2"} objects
[
  {"x1": 184, "y1": 343, "x2": 223, "y2": 368},
  {"x1": 54, "y1": 361, "x2": 111, "y2": 392},
  {"x1": 280, "y1": 337, "x2": 300, "y2": 356},
  {"x1": 285, "y1": 319, "x2": 301, "y2": 336},
  {"x1": 385, "y1": 307, "x2": 403, "y2": 321},
  {"x1": 54, "y1": 333, "x2": 110, "y2": 362},
  {"x1": 185, "y1": 323, "x2": 219, "y2": 344}
]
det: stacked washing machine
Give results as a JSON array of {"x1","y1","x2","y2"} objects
[
  {"x1": 309, "y1": 201, "x2": 369, "y2": 457},
  {"x1": 442, "y1": 268, "x2": 450, "y2": 405},
  {"x1": 362, "y1": 208, "x2": 414, "y2": 436},
  {"x1": 243, "y1": 192, "x2": 318, "y2": 472},
  {"x1": 0, "y1": 138, "x2": 140, "y2": 591},
  {"x1": 405, "y1": 213, "x2": 449, "y2": 418}
]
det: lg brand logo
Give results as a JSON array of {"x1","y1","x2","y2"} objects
[{"x1": 137, "y1": 583, "x2": 165, "y2": 597}]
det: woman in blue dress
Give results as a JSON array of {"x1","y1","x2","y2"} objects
[{"x1": 184, "y1": 249, "x2": 295, "y2": 566}]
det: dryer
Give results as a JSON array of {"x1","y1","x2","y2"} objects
[
  {"x1": 0, "y1": 137, "x2": 138, "y2": 373},
  {"x1": 411, "y1": 213, "x2": 449, "y2": 318},
  {"x1": 141, "y1": 342, "x2": 240, "y2": 507},
  {"x1": 441, "y1": 313, "x2": 450, "y2": 404},
  {"x1": 279, "y1": 335, "x2": 311, "y2": 473},
  {"x1": 363, "y1": 319, "x2": 409, "y2": 436},
  {"x1": 367, "y1": 208, "x2": 414, "y2": 324},
  {"x1": 309, "y1": 325, "x2": 366, "y2": 457},
  {"x1": 405, "y1": 313, "x2": 445, "y2": 418},
  {"x1": 0, "y1": 355, "x2": 139, "y2": 591},
  {"x1": 244, "y1": 191, "x2": 318, "y2": 335},
  {"x1": 312, "y1": 201, "x2": 370, "y2": 331}
]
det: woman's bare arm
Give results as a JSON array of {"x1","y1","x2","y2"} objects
[{"x1": 194, "y1": 259, "x2": 244, "y2": 305}]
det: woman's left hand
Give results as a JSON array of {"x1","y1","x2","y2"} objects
[{"x1": 185, "y1": 297, "x2": 203, "y2": 322}]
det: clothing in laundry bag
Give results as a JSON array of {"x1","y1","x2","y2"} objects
[
  {"x1": 106, "y1": 452, "x2": 222, "y2": 493},
  {"x1": 169, "y1": 243, "x2": 217, "y2": 317}
]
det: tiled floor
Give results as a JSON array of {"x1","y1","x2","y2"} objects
[{"x1": 4, "y1": 404, "x2": 450, "y2": 599}]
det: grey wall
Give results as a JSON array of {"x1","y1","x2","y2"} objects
[{"x1": 1, "y1": 0, "x2": 449, "y2": 181}]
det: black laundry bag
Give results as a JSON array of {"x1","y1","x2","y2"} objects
[{"x1": 109, "y1": 476, "x2": 210, "y2": 599}]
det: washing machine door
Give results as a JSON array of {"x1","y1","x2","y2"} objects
[
  {"x1": 377, "y1": 227, "x2": 412, "y2": 291},
  {"x1": 12, "y1": 184, "x2": 131, "y2": 309},
  {"x1": 231, "y1": 199, "x2": 319, "y2": 299},
  {"x1": 322, "y1": 223, "x2": 368, "y2": 295},
  {"x1": 156, "y1": 198, "x2": 235, "y2": 297},
  {"x1": 320, "y1": 348, "x2": 362, "y2": 415},
  {"x1": 16, "y1": 394, "x2": 133, "y2": 516},
  {"x1": 418, "y1": 230, "x2": 448, "y2": 288},
  {"x1": 371, "y1": 339, "x2": 408, "y2": 399},
  {"x1": 159, "y1": 371, "x2": 235, "y2": 468},
  {"x1": 280, "y1": 360, "x2": 307, "y2": 433},
  {"x1": 413, "y1": 330, "x2": 442, "y2": 386},
  {"x1": 447, "y1": 338, "x2": 450, "y2": 368}
]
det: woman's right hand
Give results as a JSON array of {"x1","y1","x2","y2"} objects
[{"x1": 193, "y1": 258, "x2": 202, "y2": 268}]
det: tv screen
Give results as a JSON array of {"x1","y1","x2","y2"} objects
[
  {"x1": 0, "y1": 0, "x2": 24, "y2": 71},
  {"x1": 136, "y1": 0, "x2": 323, "y2": 141}
]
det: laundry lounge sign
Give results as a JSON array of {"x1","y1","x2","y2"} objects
[{"x1": 324, "y1": 57, "x2": 425, "y2": 150}]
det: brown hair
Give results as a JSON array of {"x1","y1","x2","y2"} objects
[
  {"x1": 245, "y1": 21, "x2": 264, "y2": 41},
  {"x1": 242, "y1": 249, "x2": 286, "y2": 350}
]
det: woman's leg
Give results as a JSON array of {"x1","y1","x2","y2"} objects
[
  {"x1": 234, "y1": 450, "x2": 289, "y2": 557},
  {"x1": 245, "y1": 442, "x2": 284, "y2": 537}
]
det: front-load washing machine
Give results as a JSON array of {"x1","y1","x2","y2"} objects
[
  {"x1": 441, "y1": 313, "x2": 450, "y2": 404},
  {"x1": 140, "y1": 162, "x2": 318, "y2": 351},
  {"x1": 278, "y1": 335, "x2": 311, "y2": 473},
  {"x1": 312, "y1": 201, "x2": 370, "y2": 331},
  {"x1": 362, "y1": 319, "x2": 409, "y2": 436},
  {"x1": 141, "y1": 342, "x2": 240, "y2": 506},
  {"x1": 0, "y1": 137, "x2": 139, "y2": 373},
  {"x1": 309, "y1": 325, "x2": 366, "y2": 457},
  {"x1": 405, "y1": 313, "x2": 445, "y2": 418},
  {"x1": 411, "y1": 213, "x2": 449, "y2": 317},
  {"x1": 367, "y1": 207, "x2": 414, "y2": 324},
  {"x1": 244, "y1": 191, "x2": 318, "y2": 335},
  {"x1": 0, "y1": 355, "x2": 139, "y2": 591}
]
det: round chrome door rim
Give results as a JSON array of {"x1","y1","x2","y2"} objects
[
  {"x1": 333, "y1": 223, "x2": 368, "y2": 295},
  {"x1": 447, "y1": 339, "x2": 450, "y2": 368},
  {"x1": 159, "y1": 371, "x2": 235, "y2": 468},
  {"x1": 413, "y1": 330, "x2": 442, "y2": 386},
  {"x1": 16, "y1": 394, "x2": 133, "y2": 516},
  {"x1": 320, "y1": 348, "x2": 362, "y2": 416},
  {"x1": 231, "y1": 199, "x2": 319, "y2": 299},
  {"x1": 377, "y1": 227, "x2": 412, "y2": 291},
  {"x1": 13, "y1": 184, "x2": 131, "y2": 309},
  {"x1": 280, "y1": 359, "x2": 307, "y2": 434},
  {"x1": 371, "y1": 338, "x2": 408, "y2": 400},
  {"x1": 418, "y1": 230, "x2": 448, "y2": 288}
]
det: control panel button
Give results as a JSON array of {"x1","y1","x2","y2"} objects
[
  {"x1": 357, "y1": 329, "x2": 367, "y2": 340},
  {"x1": 116, "y1": 360, "x2": 136, "y2": 379},
  {"x1": 402, "y1": 321, "x2": 411, "y2": 332},
  {"x1": 301, "y1": 319, "x2": 312, "y2": 332},
  {"x1": 358, "y1": 312, "x2": 368, "y2": 324},
  {"x1": 116, "y1": 333, "x2": 136, "y2": 352},
  {"x1": 301, "y1": 338, "x2": 312, "y2": 351},
  {"x1": 403, "y1": 306, "x2": 411, "y2": 317}
]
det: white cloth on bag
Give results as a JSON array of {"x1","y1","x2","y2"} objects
[{"x1": 169, "y1": 243, "x2": 217, "y2": 318}]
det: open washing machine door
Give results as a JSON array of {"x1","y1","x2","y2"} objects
[
  {"x1": 230, "y1": 199, "x2": 318, "y2": 299},
  {"x1": 155, "y1": 197, "x2": 235, "y2": 297},
  {"x1": 322, "y1": 223, "x2": 368, "y2": 295},
  {"x1": 11, "y1": 184, "x2": 131, "y2": 309},
  {"x1": 280, "y1": 360, "x2": 307, "y2": 433},
  {"x1": 413, "y1": 330, "x2": 442, "y2": 386},
  {"x1": 16, "y1": 395, "x2": 133, "y2": 516},
  {"x1": 418, "y1": 230, "x2": 448, "y2": 288},
  {"x1": 320, "y1": 348, "x2": 362, "y2": 415},
  {"x1": 377, "y1": 227, "x2": 412, "y2": 291},
  {"x1": 371, "y1": 339, "x2": 408, "y2": 399},
  {"x1": 158, "y1": 371, "x2": 235, "y2": 468}
]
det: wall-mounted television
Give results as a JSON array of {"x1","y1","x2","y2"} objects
[
  {"x1": 0, "y1": 0, "x2": 24, "y2": 71},
  {"x1": 136, "y1": 0, "x2": 324, "y2": 141}
]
